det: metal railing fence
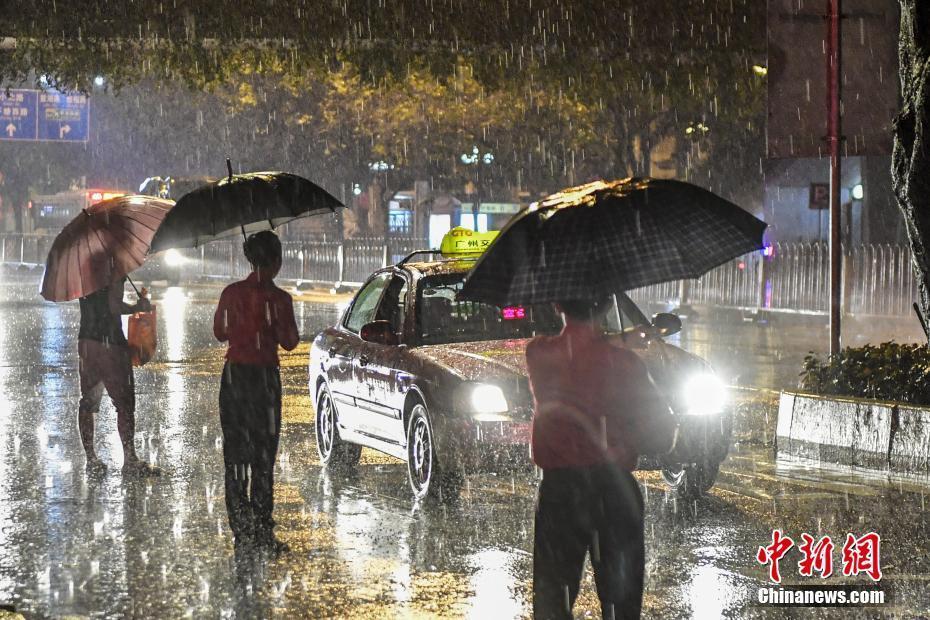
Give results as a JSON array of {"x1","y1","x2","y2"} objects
[
  {"x1": 1, "y1": 231, "x2": 921, "y2": 318},
  {"x1": 0, "y1": 232, "x2": 426, "y2": 288},
  {"x1": 1, "y1": 233, "x2": 53, "y2": 266},
  {"x1": 630, "y1": 241, "x2": 920, "y2": 318}
]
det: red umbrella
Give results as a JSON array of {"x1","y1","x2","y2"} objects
[{"x1": 40, "y1": 195, "x2": 175, "y2": 302}]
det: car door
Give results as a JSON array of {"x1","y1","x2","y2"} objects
[
  {"x1": 334, "y1": 272, "x2": 392, "y2": 436},
  {"x1": 353, "y1": 272, "x2": 410, "y2": 445}
]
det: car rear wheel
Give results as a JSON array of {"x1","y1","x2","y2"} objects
[
  {"x1": 406, "y1": 403, "x2": 462, "y2": 502},
  {"x1": 661, "y1": 460, "x2": 720, "y2": 498},
  {"x1": 316, "y1": 385, "x2": 361, "y2": 468}
]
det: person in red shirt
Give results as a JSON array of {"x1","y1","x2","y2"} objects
[
  {"x1": 213, "y1": 231, "x2": 299, "y2": 555},
  {"x1": 526, "y1": 295, "x2": 677, "y2": 620}
]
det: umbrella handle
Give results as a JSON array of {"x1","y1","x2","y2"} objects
[{"x1": 126, "y1": 274, "x2": 143, "y2": 297}]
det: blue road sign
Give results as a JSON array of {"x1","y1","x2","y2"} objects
[
  {"x1": 37, "y1": 92, "x2": 89, "y2": 142},
  {"x1": 0, "y1": 90, "x2": 39, "y2": 141}
]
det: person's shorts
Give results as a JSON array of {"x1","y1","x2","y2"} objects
[{"x1": 78, "y1": 339, "x2": 134, "y2": 414}]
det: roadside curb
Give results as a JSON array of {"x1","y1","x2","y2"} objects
[
  {"x1": 891, "y1": 405, "x2": 930, "y2": 472},
  {"x1": 777, "y1": 391, "x2": 930, "y2": 474}
]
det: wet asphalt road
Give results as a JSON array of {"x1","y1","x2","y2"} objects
[{"x1": 1, "y1": 272, "x2": 929, "y2": 619}]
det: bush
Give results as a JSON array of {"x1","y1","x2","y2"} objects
[{"x1": 800, "y1": 342, "x2": 930, "y2": 406}]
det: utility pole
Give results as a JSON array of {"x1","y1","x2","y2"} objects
[{"x1": 827, "y1": 0, "x2": 842, "y2": 355}]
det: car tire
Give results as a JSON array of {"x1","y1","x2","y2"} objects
[
  {"x1": 406, "y1": 402, "x2": 462, "y2": 502},
  {"x1": 315, "y1": 384, "x2": 361, "y2": 468},
  {"x1": 696, "y1": 460, "x2": 721, "y2": 494},
  {"x1": 661, "y1": 459, "x2": 720, "y2": 498}
]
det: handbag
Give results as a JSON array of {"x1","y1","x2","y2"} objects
[{"x1": 128, "y1": 305, "x2": 157, "y2": 366}]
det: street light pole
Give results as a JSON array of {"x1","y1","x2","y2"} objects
[
  {"x1": 472, "y1": 169, "x2": 481, "y2": 222},
  {"x1": 827, "y1": 0, "x2": 842, "y2": 356},
  {"x1": 460, "y1": 146, "x2": 493, "y2": 230}
]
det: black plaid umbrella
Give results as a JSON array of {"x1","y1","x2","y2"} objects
[
  {"x1": 458, "y1": 178, "x2": 767, "y2": 306},
  {"x1": 149, "y1": 166, "x2": 344, "y2": 252}
]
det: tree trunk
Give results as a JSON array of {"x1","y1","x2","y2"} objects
[{"x1": 893, "y1": 1, "x2": 930, "y2": 341}]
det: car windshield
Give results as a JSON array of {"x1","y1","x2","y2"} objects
[
  {"x1": 415, "y1": 272, "x2": 654, "y2": 345},
  {"x1": 416, "y1": 273, "x2": 563, "y2": 345}
]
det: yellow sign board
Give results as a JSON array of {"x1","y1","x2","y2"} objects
[{"x1": 440, "y1": 227, "x2": 499, "y2": 256}]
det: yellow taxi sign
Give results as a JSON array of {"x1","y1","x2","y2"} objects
[{"x1": 440, "y1": 227, "x2": 499, "y2": 257}]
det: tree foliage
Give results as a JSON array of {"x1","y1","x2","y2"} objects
[
  {"x1": 216, "y1": 56, "x2": 611, "y2": 195},
  {"x1": 2, "y1": 1, "x2": 763, "y2": 90},
  {"x1": 0, "y1": 1, "x2": 766, "y2": 212}
]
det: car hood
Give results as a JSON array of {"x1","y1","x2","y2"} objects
[
  {"x1": 410, "y1": 336, "x2": 708, "y2": 384},
  {"x1": 410, "y1": 339, "x2": 532, "y2": 382}
]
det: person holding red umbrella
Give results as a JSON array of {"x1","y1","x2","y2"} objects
[
  {"x1": 41, "y1": 194, "x2": 174, "y2": 476},
  {"x1": 77, "y1": 276, "x2": 155, "y2": 475}
]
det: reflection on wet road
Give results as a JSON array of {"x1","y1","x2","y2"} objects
[{"x1": 1, "y1": 273, "x2": 928, "y2": 618}]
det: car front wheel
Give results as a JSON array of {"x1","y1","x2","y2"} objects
[
  {"x1": 316, "y1": 384, "x2": 361, "y2": 468},
  {"x1": 406, "y1": 403, "x2": 462, "y2": 502}
]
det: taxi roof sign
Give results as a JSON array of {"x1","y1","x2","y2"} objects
[{"x1": 439, "y1": 227, "x2": 499, "y2": 257}]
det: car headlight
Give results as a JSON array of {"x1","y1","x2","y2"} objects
[
  {"x1": 682, "y1": 372, "x2": 726, "y2": 416},
  {"x1": 468, "y1": 383, "x2": 509, "y2": 416},
  {"x1": 164, "y1": 249, "x2": 185, "y2": 266}
]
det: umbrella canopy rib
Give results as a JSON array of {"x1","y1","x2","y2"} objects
[
  {"x1": 93, "y1": 223, "x2": 145, "y2": 269},
  {"x1": 107, "y1": 218, "x2": 156, "y2": 248},
  {"x1": 61, "y1": 240, "x2": 80, "y2": 302}
]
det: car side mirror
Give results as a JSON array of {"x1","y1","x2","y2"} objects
[
  {"x1": 652, "y1": 313, "x2": 682, "y2": 337},
  {"x1": 359, "y1": 320, "x2": 399, "y2": 345}
]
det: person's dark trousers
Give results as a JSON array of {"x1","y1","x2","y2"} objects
[
  {"x1": 533, "y1": 464, "x2": 645, "y2": 620},
  {"x1": 219, "y1": 361, "x2": 282, "y2": 545}
]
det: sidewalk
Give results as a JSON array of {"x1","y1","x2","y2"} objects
[
  {"x1": 291, "y1": 285, "x2": 355, "y2": 304},
  {"x1": 157, "y1": 275, "x2": 357, "y2": 304}
]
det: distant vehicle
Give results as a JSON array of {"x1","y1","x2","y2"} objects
[
  {"x1": 308, "y1": 230, "x2": 733, "y2": 501},
  {"x1": 133, "y1": 176, "x2": 215, "y2": 286},
  {"x1": 138, "y1": 176, "x2": 215, "y2": 200},
  {"x1": 30, "y1": 188, "x2": 127, "y2": 233}
]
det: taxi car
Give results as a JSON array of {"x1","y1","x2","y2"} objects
[{"x1": 308, "y1": 230, "x2": 732, "y2": 501}]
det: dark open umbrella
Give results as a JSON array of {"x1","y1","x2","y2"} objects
[
  {"x1": 149, "y1": 162, "x2": 344, "y2": 252},
  {"x1": 458, "y1": 178, "x2": 767, "y2": 306},
  {"x1": 41, "y1": 195, "x2": 174, "y2": 302}
]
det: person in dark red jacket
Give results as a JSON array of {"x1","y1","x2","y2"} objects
[
  {"x1": 213, "y1": 231, "x2": 299, "y2": 555},
  {"x1": 526, "y1": 295, "x2": 677, "y2": 620}
]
